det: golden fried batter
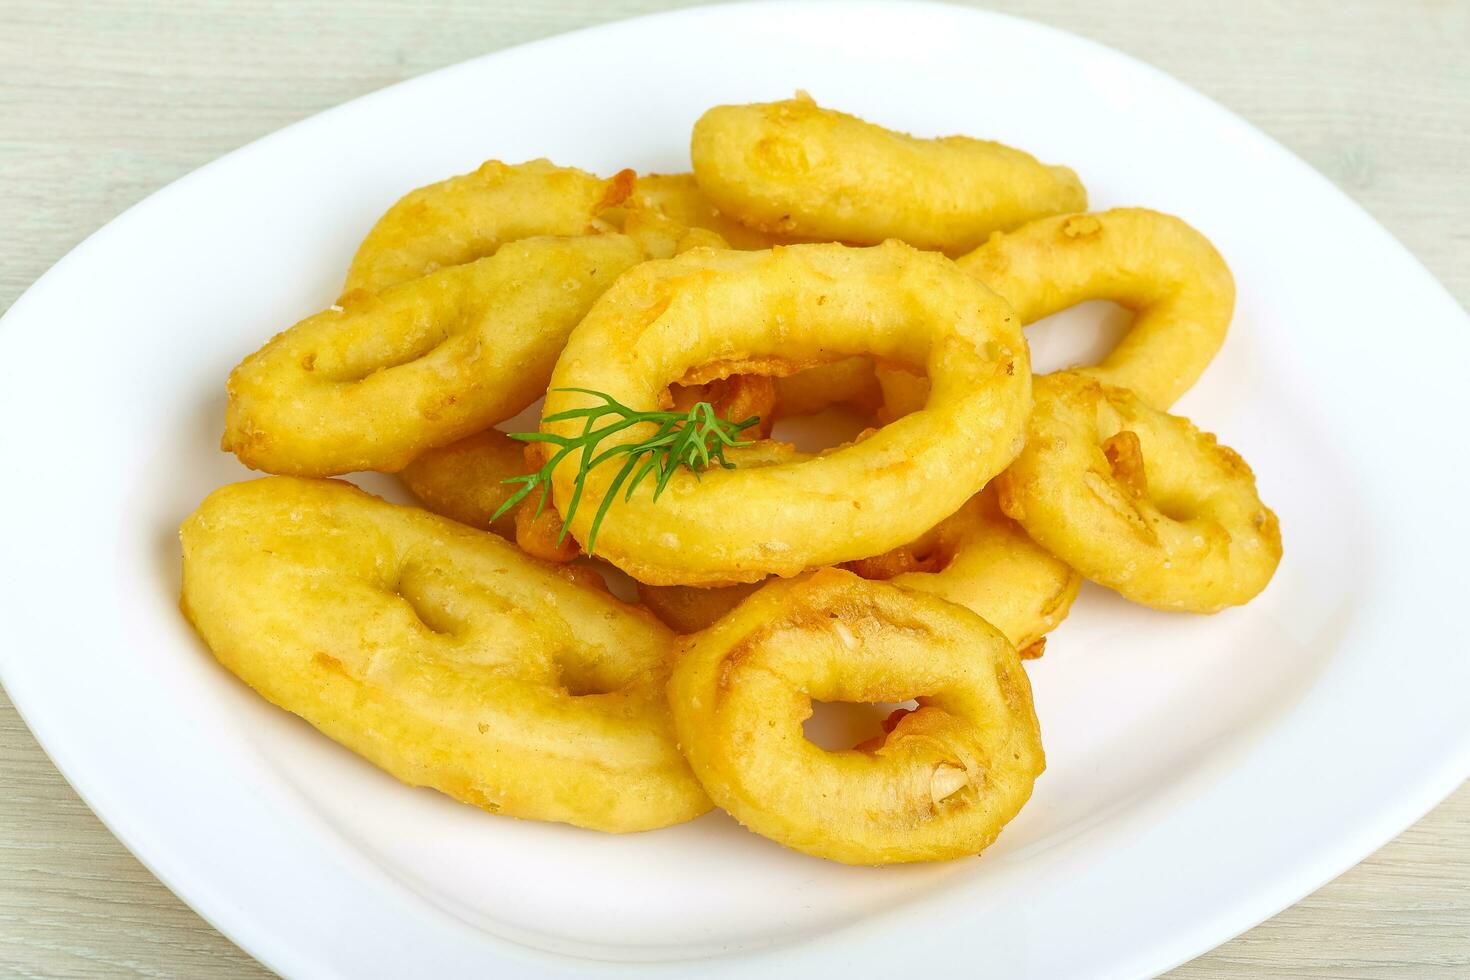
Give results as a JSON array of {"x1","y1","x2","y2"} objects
[
  {"x1": 180, "y1": 476, "x2": 709, "y2": 833},
  {"x1": 997, "y1": 372, "x2": 1281, "y2": 611},
  {"x1": 691, "y1": 97, "x2": 1086, "y2": 253},
  {"x1": 224, "y1": 235, "x2": 645, "y2": 476},
  {"x1": 847, "y1": 486, "x2": 1081, "y2": 651},
  {"x1": 668, "y1": 570, "x2": 1045, "y2": 864},
  {"x1": 959, "y1": 209, "x2": 1234, "y2": 410},
  {"x1": 542, "y1": 241, "x2": 1030, "y2": 586}
]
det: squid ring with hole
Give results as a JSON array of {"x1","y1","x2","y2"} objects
[
  {"x1": 668, "y1": 569, "x2": 1045, "y2": 864},
  {"x1": 180, "y1": 476, "x2": 709, "y2": 833},
  {"x1": 996, "y1": 372, "x2": 1281, "y2": 612},
  {"x1": 541, "y1": 241, "x2": 1031, "y2": 586},
  {"x1": 958, "y1": 208, "x2": 1234, "y2": 410}
]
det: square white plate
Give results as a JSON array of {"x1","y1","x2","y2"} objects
[{"x1": 2, "y1": 2, "x2": 1467, "y2": 977}]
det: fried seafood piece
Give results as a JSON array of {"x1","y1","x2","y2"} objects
[
  {"x1": 845, "y1": 486, "x2": 1080, "y2": 654},
  {"x1": 343, "y1": 158, "x2": 635, "y2": 294},
  {"x1": 398, "y1": 429, "x2": 580, "y2": 562},
  {"x1": 668, "y1": 569, "x2": 1045, "y2": 864},
  {"x1": 959, "y1": 209, "x2": 1234, "y2": 410},
  {"x1": 541, "y1": 241, "x2": 1030, "y2": 586},
  {"x1": 399, "y1": 373, "x2": 779, "y2": 566},
  {"x1": 996, "y1": 372, "x2": 1281, "y2": 612},
  {"x1": 226, "y1": 158, "x2": 728, "y2": 478},
  {"x1": 223, "y1": 234, "x2": 646, "y2": 476},
  {"x1": 668, "y1": 372, "x2": 778, "y2": 440},
  {"x1": 397, "y1": 428, "x2": 524, "y2": 536},
  {"x1": 773, "y1": 356, "x2": 885, "y2": 418},
  {"x1": 632, "y1": 172, "x2": 796, "y2": 251},
  {"x1": 636, "y1": 581, "x2": 762, "y2": 635},
  {"x1": 179, "y1": 476, "x2": 709, "y2": 833},
  {"x1": 691, "y1": 96, "x2": 1086, "y2": 254}
]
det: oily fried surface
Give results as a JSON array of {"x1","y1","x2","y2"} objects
[
  {"x1": 637, "y1": 581, "x2": 761, "y2": 634},
  {"x1": 959, "y1": 209, "x2": 1234, "y2": 410},
  {"x1": 997, "y1": 372, "x2": 1281, "y2": 612},
  {"x1": 223, "y1": 235, "x2": 644, "y2": 475},
  {"x1": 398, "y1": 428, "x2": 525, "y2": 536},
  {"x1": 668, "y1": 569, "x2": 1045, "y2": 864},
  {"x1": 179, "y1": 476, "x2": 709, "y2": 833},
  {"x1": 632, "y1": 172, "x2": 795, "y2": 251},
  {"x1": 773, "y1": 356, "x2": 884, "y2": 418},
  {"x1": 343, "y1": 158, "x2": 628, "y2": 294},
  {"x1": 541, "y1": 241, "x2": 1030, "y2": 586},
  {"x1": 847, "y1": 486, "x2": 1081, "y2": 650},
  {"x1": 691, "y1": 97, "x2": 1086, "y2": 254}
]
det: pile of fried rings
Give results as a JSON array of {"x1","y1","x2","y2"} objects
[{"x1": 181, "y1": 95, "x2": 1281, "y2": 865}]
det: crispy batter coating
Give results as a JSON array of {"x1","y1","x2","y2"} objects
[
  {"x1": 637, "y1": 581, "x2": 761, "y2": 634},
  {"x1": 774, "y1": 356, "x2": 884, "y2": 418},
  {"x1": 397, "y1": 428, "x2": 524, "y2": 536},
  {"x1": 514, "y1": 498, "x2": 581, "y2": 564},
  {"x1": 691, "y1": 97, "x2": 1086, "y2": 254},
  {"x1": 343, "y1": 158, "x2": 632, "y2": 294},
  {"x1": 542, "y1": 241, "x2": 1031, "y2": 585},
  {"x1": 669, "y1": 373, "x2": 779, "y2": 440},
  {"x1": 668, "y1": 570, "x2": 1045, "y2": 864},
  {"x1": 632, "y1": 172, "x2": 796, "y2": 251},
  {"x1": 846, "y1": 486, "x2": 1081, "y2": 650},
  {"x1": 179, "y1": 477, "x2": 709, "y2": 833},
  {"x1": 401, "y1": 374, "x2": 778, "y2": 558},
  {"x1": 997, "y1": 372, "x2": 1281, "y2": 611},
  {"x1": 873, "y1": 364, "x2": 930, "y2": 423},
  {"x1": 223, "y1": 234, "x2": 645, "y2": 475},
  {"x1": 959, "y1": 209, "x2": 1234, "y2": 410}
]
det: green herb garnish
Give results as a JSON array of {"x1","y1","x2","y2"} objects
[{"x1": 492, "y1": 388, "x2": 759, "y2": 555}]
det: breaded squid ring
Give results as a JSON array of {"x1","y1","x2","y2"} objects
[
  {"x1": 773, "y1": 356, "x2": 884, "y2": 418},
  {"x1": 691, "y1": 97, "x2": 1086, "y2": 254},
  {"x1": 958, "y1": 209, "x2": 1234, "y2": 410},
  {"x1": 542, "y1": 241, "x2": 1030, "y2": 586},
  {"x1": 224, "y1": 234, "x2": 646, "y2": 475},
  {"x1": 668, "y1": 569, "x2": 1045, "y2": 864},
  {"x1": 179, "y1": 476, "x2": 709, "y2": 833},
  {"x1": 344, "y1": 158, "x2": 635, "y2": 294},
  {"x1": 398, "y1": 428, "x2": 525, "y2": 537},
  {"x1": 400, "y1": 374, "x2": 779, "y2": 567},
  {"x1": 846, "y1": 486, "x2": 1081, "y2": 655},
  {"x1": 637, "y1": 581, "x2": 761, "y2": 634},
  {"x1": 996, "y1": 372, "x2": 1281, "y2": 612},
  {"x1": 632, "y1": 172, "x2": 794, "y2": 251}
]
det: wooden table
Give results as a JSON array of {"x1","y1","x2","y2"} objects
[{"x1": 2, "y1": 1, "x2": 1465, "y2": 975}]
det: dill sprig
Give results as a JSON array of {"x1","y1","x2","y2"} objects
[{"x1": 491, "y1": 388, "x2": 760, "y2": 555}]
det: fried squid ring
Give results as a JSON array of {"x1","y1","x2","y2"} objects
[
  {"x1": 996, "y1": 372, "x2": 1281, "y2": 612},
  {"x1": 180, "y1": 476, "x2": 708, "y2": 833},
  {"x1": 668, "y1": 569, "x2": 1045, "y2": 864},
  {"x1": 846, "y1": 486, "x2": 1080, "y2": 655},
  {"x1": 398, "y1": 428, "x2": 525, "y2": 537},
  {"x1": 399, "y1": 374, "x2": 779, "y2": 567},
  {"x1": 637, "y1": 581, "x2": 761, "y2": 634},
  {"x1": 632, "y1": 172, "x2": 792, "y2": 251},
  {"x1": 542, "y1": 241, "x2": 1030, "y2": 586},
  {"x1": 774, "y1": 356, "x2": 884, "y2": 418},
  {"x1": 958, "y1": 209, "x2": 1234, "y2": 410},
  {"x1": 691, "y1": 96, "x2": 1086, "y2": 254},
  {"x1": 224, "y1": 234, "x2": 646, "y2": 476},
  {"x1": 344, "y1": 159, "x2": 635, "y2": 294}
]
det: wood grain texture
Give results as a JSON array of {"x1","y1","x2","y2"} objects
[{"x1": 0, "y1": 0, "x2": 1465, "y2": 976}]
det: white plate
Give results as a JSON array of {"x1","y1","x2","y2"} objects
[{"x1": 2, "y1": 2, "x2": 1467, "y2": 977}]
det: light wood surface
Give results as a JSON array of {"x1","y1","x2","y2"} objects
[{"x1": 1, "y1": 1, "x2": 1465, "y2": 976}]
